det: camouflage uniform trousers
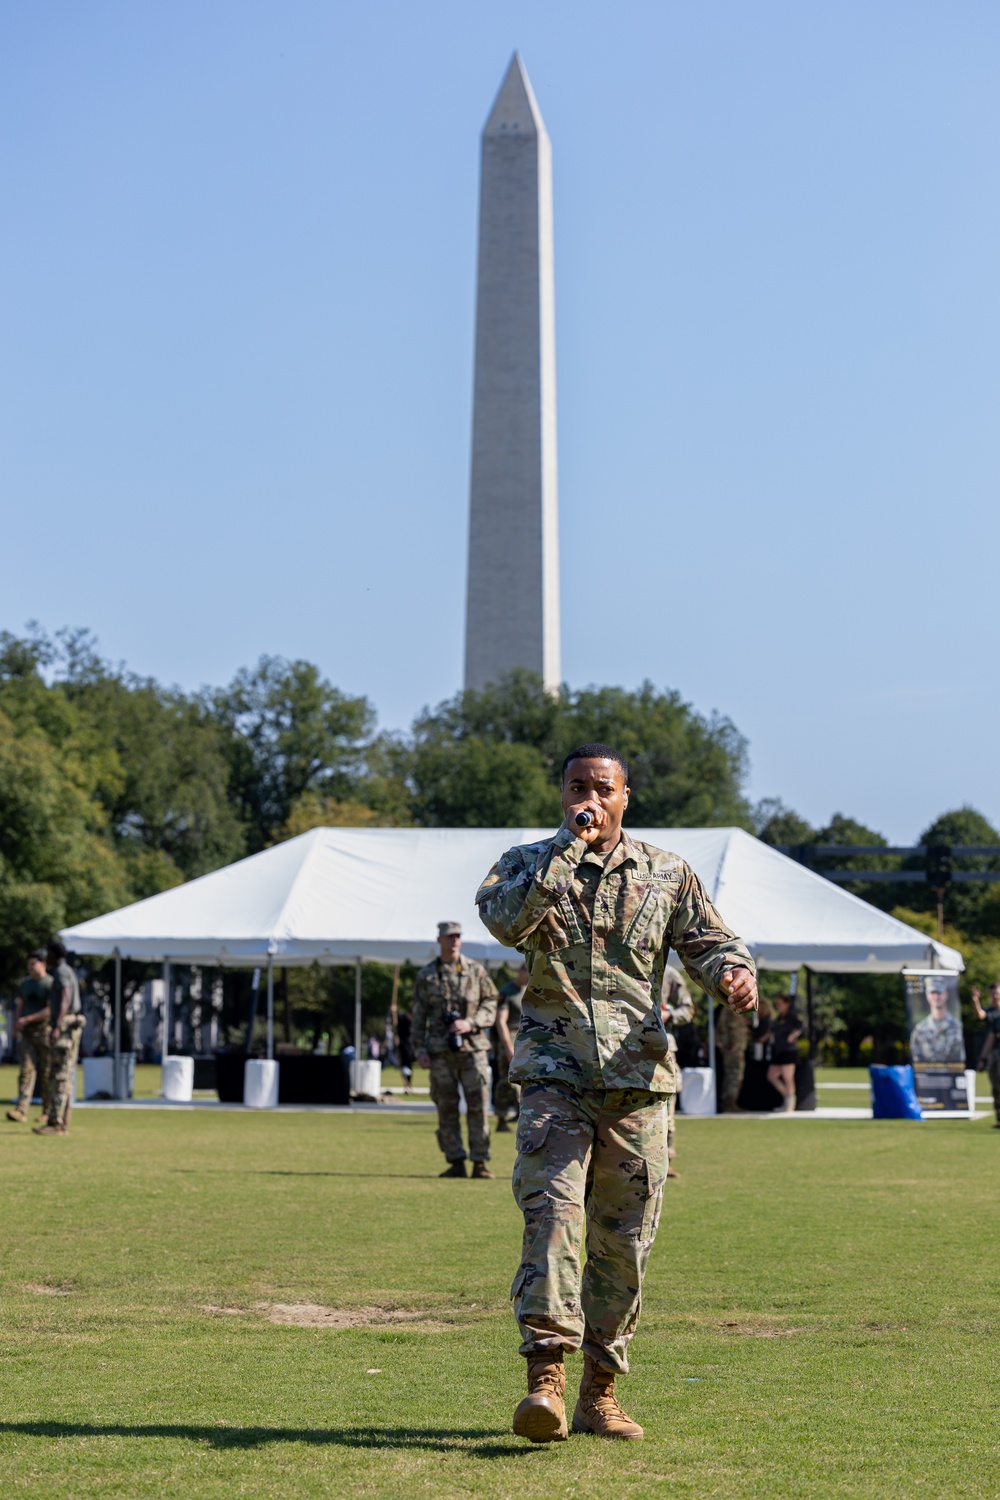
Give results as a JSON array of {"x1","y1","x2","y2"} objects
[
  {"x1": 720, "y1": 1045, "x2": 746, "y2": 1106},
  {"x1": 16, "y1": 1020, "x2": 52, "y2": 1116},
  {"x1": 429, "y1": 1050, "x2": 492, "y2": 1163},
  {"x1": 511, "y1": 1080, "x2": 668, "y2": 1374},
  {"x1": 46, "y1": 1016, "x2": 84, "y2": 1127},
  {"x1": 493, "y1": 1050, "x2": 521, "y2": 1121},
  {"x1": 666, "y1": 1091, "x2": 677, "y2": 1160},
  {"x1": 988, "y1": 1052, "x2": 1000, "y2": 1123}
]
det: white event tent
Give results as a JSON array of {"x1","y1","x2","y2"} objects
[
  {"x1": 61, "y1": 824, "x2": 963, "y2": 972},
  {"x1": 61, "y1": 826, "x2": 962, "y2": 1089}
]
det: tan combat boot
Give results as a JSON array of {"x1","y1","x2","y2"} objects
[
  {"x1": 471, "y1": 1162, "x2": 494, "y2": 1179},
  {"x1": 512, "y1": 1351, "x2": 568, "y2": 1443},
  {"x1": 572, "y1": 1355, "x2": 643, "y2": 1440},
  {"x1": 32, "y1": 1123, "x2": 66, "y2": 1137},
  {"x1": 6, "y1": 1108, "x2": 27, "y2": 1123}
]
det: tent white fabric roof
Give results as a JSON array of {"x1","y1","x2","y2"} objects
[{"x1": 60, "y1": 826, "x2": 963, "y2": 974}]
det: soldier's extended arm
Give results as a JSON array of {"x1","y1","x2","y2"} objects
[
  {"x1": 667, "y1": 864, "x2": 756, "y2": 1007},
  {"x1": 469, "y1": 969, "x2": 499, "y2": 1035},
  {"x1": 51, "y1": 978, "x2": 71, "y2": 1036},
  {"x1": 495, "y1": 1003, "x2": 514, "y2": 1063},
  {"x1": 476, "y1": 828, "x2": 587, "y2": 947}
]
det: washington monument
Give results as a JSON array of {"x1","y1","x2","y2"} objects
[{"x1": 464, "y1": 54, "x2": 561, "y2": 693}]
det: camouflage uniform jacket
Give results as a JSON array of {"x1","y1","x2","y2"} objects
[
  {"x1": 411, "y1": 957, "x2": 498, "y2": 1056},
  {"x1": 475, "y1": 826, "x2": 755, "y2": 1093}
]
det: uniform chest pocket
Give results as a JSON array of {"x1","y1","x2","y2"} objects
[{"x1": 622, "y1": 881, "x2": 672, "y2": 950}]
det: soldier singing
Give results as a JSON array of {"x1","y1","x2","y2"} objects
[{"x1": 476, "y1": 744, "x2": 757, "y2": 1443}]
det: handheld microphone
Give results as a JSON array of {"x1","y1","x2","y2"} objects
[{"x1": 575, "y1": 810, "x2": 595, "y2": 828}]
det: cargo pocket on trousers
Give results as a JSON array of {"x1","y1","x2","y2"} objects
[
  {"x1": 515, "y1": 1114, "x2": 553, "y2": 1156},
  {"x1": 510, "y1": 1263, "x2": 530, "y2": 1302},
  {"x1": 640, "y1": 1158, "x2": 667, "y2": 1242}
]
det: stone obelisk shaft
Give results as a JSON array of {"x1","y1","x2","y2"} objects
[{"x1": 464, "y1": 54, "x2": 560, "y2": 693}]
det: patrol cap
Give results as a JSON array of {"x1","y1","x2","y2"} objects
[
  {"x1": 925, "y1": 975, "x2": 950, "y2": 994},
  {"x1": 437, "y1": 921, "x2": 462, "y2": 937}
]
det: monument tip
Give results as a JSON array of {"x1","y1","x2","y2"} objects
[{"x1": 483, "y1": 51, "x2": 547, "y2": 139}]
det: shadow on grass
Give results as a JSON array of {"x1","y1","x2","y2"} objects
[{"x1": 0, "y1": 1422, "x2": 533, "y2": 1457}]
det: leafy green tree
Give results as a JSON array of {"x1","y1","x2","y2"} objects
[
  {"x1": 55, "y1": 634, "x2": 245, "y2": 885},
  {"x1": 754, "y1": 800, "x2": 816, "y2": 847},
  {"x1": 911, "y1": 808, "x2": 1000, "y2": 936},
  {"x1": 211, "y1": 656, "x2": 375, "y2": 849},
  {"x1": 410, "y1": 738, "x2": 560, "y2": 827},
  {"x1": 0, "y1": 707, "x2": 131, "y2": 987},
  {"x1": 407, "y1": 671, "x2": 751, "y2": 828}
]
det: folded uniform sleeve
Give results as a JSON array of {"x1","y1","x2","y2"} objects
[
  {"x1": 475, "y1": 827, "x2": 588, "y2": 948},
  {"x1": 668, "y1": 862, "x2": 755, "y2": 1003}
]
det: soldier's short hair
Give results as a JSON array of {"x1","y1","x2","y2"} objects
[
  {"x1": 27, "y1": 948, "x2": 47, "y2": 963},
  {"x1": 561, "y1": 744, "x2": 629, "y2": 784},
  {"x1": 48, "y1": 939, "x2": 67, "y2": 960}
]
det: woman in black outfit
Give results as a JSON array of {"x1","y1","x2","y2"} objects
[{"x1": 767, "y1": 994, "x2": 802, "y2": 1112}]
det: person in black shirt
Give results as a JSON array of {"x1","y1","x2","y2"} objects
[
  {"x1": 396, "y1": 1010, "x2": 414, "y2": 1092},
  {"x1": 766, "y1": 994, "x2": 802, "y2": 1113},
  {"x1": 975, "y1": 983, "x2": 1000, "y2": 1127}
]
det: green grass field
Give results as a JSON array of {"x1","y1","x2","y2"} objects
[{"x1": 1, "y1": 1083, "x2": 998, "y2": 1498}]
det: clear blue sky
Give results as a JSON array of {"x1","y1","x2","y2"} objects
[{"x1": 2, "y1": 1, "x2": 997, "y2": 842}]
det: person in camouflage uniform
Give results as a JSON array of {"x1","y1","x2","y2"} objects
[
  {"x1": 7, "y1": 950, "x2": 54, "y2": 1123},
  {"x1": 910, "y1": 977, "x2": 965, "y2": 1065},
  {"x1": 412, "y1": 921, "x2": 499, "y2": 1179},
  {"x1": 493, "y1": 963, "x2": 529, "y2": 1131},
  {"x1": 716, "y1": 1000, "x2": 750, "y2": 1111},
  {"x1": 660, "y1": 964, "x2": 694, "y2": 1174},
  {"x1": 476, "y1": 745, "x2": 756, "y2": 1444},
  {"x1": 34, "y1": 941, "x2": 85, "y2": 1137}
]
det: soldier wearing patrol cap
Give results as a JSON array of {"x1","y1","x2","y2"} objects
[{"x1": 411, "y1": 921, "x2": 499, "y2": 1179}]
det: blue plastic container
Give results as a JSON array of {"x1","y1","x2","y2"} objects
[{"x1": 869, "y1": 1065, "x2": 923, "y2": 1120}]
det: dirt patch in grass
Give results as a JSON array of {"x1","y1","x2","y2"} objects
[
  {"x1": 719, "y1": 1321, "x2": 810, "y2": 1337},
  {"x1": 198, "y1": 1302, "x2": 458, "y2": 1330},
  {"x1": 25, "y1": 1283, "x2": 74, "y2": 1296}
]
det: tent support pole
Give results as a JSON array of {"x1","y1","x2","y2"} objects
[
  {"x1": 114, "y1": 950, "x2": 123, "y2": 1100},
  {"x1": 354, "y1": 958, "x2": 362, "y2": 1089},
  {"x1": 266, "y1": 957, "x2": 274, "y2": 1061},
  {"x1": 805, "y1": 968, "x2": 816, "y2": 1060},
  {"x1": 707, "y1": 985, "x2": 716, "y2": 1113},
  {"x1": 162, "y1": 960, "x2": 171, "y2": 1066}
]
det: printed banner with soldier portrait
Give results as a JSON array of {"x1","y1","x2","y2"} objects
[{"x1": 902, "y1": 970, "x2": 969, "y2": 1112}]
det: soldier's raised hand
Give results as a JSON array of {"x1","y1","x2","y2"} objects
[{"x1": 563, "y1": 799, "x2": 606, "y2": 846}]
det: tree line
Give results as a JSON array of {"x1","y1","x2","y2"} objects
[{"x1": 2, "y1": 624, "x2": 997, "y2": 1058}]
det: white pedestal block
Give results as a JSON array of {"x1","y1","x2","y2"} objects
[
  {"x1": 244, "y1": 1059, "x2": 279, "y2": 1109},
  {"x1": 162, "y1": 1055, "x2": 194, "y2": 1102},
  {"x1": 679, "y1": 1066, "x2": 717, "y2": 1116},
  {"x1": 83, "y1": 1055, "x2": 135, "y2": 1100},
  {"x1": 351, "y1": 1060, "x2": 382, "y2": 1099}
]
